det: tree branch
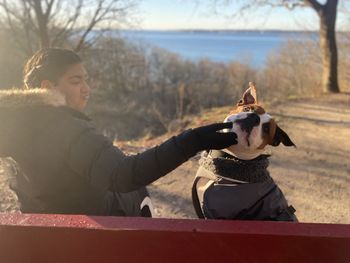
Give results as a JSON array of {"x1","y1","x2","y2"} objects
[{"x1": 304, "y1": 0, "x2": 323, "y2": 13}]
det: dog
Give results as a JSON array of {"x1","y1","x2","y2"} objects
[{"x1": 192, "y1": 82, "x2": 297, "y2": 221}]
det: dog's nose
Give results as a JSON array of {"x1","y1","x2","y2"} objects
[
  {"x1": 246, "y1": 112, "x2": 260, "y2": 126},
  {"x1": 236, "y1": 113, "x2": 260, "y2": 133}
]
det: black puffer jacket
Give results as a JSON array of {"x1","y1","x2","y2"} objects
[{"x1": 0, "y1": 89, "x2": 199, "y2": 215}]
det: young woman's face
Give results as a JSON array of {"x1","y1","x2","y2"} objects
[{"x1": 54, "y1": 63, "x2": 90, "y2": 111}]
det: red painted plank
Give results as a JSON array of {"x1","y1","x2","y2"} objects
[{"x1": 0, "y1": 213, "x2": 349, "y2": 263}]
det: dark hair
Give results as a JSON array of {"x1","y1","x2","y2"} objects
[{"x1": 23, "y1": 48, "x2": 82, "y2": 89}]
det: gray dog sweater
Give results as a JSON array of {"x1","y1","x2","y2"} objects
[{"x1": 192, "y1": 150, "x2": 297, "y2": 221}]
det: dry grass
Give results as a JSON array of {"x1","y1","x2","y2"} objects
[{"x1": 117, "y1": 93, "x2": 350, "y2": 223}]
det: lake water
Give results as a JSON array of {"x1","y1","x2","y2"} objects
[{"x1": 120, "y1": 30, "x2": 316, "y2": 68}]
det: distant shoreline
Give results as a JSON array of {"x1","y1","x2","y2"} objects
[
  {"x1": 119, "y1": 29, "x2": 350, "y2": 35},
  {"x1": 120, "y1": 29, "x2": 318, "y2": 34}
]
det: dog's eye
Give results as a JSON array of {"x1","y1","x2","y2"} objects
[
  {"x1": 262, "y1": 123, "x2": 270, "y2": 133},
  {"x1": 243, "y1": 106, "x2": 250, "y2": 112}
]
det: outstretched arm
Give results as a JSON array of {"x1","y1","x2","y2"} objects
[{"x1": 68, "y1": 122, "x2": 237, "y2": 193}]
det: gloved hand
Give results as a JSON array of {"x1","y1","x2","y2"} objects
[{"x1": 175, "y1": 122, "x2": 237, "y2": 159}]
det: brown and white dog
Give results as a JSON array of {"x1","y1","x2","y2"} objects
[
  {"x1": 192, "y1": 82, "x2": 297, "y2": 221},
  {"x1": 223, "y1": 82, "x2": 295, "y2": 160}
]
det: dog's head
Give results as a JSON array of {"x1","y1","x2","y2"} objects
[{"x1": 224, "y1": 82, "x2": 295, "y2": 160}]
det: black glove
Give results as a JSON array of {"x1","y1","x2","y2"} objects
[
  {"x1": 175, "y1": 122, "x2": 237, "y2": 159},
  {"x1": 113, "y1": 122, "x2": 237, "y2": 190}
]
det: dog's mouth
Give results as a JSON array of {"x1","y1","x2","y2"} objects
[{"x1": 244, "y1": 134, "x2": 251, "y2": 147}]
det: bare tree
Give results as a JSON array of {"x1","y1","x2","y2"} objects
[
  {"x1": 0, "y1": 0, "x2": 140, "y2": 54},
  {"x1": 208, "y1": 0, "x2": 340, "y2": 93}
]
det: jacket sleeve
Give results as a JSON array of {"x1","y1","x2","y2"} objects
[{"x1": 67, "y1": 127, "x2": 200, "y2": 193}]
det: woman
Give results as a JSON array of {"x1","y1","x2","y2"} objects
[{"x1": 0, "y1": 48, "x2": 237, "y2": 216}]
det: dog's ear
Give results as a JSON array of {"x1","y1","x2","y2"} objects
[
  {"x1": 272, "y1": 125, "x2": 296, "y2": 147},
  {"x1": 238, "y1": 82, "x2": 258, "y2": 106}
]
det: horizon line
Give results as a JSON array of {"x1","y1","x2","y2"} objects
[
  {"x1": 118, "y1": 28, "x2": 350, "y2": 33},
  {"x1": 121, "y1": 28, "x2": 319, "y2": 32}
]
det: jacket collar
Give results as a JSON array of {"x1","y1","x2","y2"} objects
[
  {"x1": 0, "y1": 88, "x2": 66, "y2": 109},
  {"x1": 58, "y1": 106, "x2": 91, "y2": 121},
  {"x1": 0, "y1": 88, "x2": 91, "y2": 121},
  {"x1": 199, "y1": 150, "x2": 271, "y2": 183}
]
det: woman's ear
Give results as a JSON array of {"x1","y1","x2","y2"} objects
[{"x1": 40, "y1": 80, "x2": 54, "y2": 89}]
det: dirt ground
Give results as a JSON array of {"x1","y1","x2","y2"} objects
[
  {"x1": 1, "y1": 93, "x2": 349, "y2": 224},
  {"x1": 122, "y1": 93, "x2": 350, "y2": 223}
]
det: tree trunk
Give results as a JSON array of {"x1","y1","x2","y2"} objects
[
  {"x1": 37, "y1": 18, "x2": 50, "y2": 48},
  {"x1": 318, "y1": 0, "x2": 339, "y2": 93},
  {"x1": 33, "y1": 0, "x2": 50, "y2": 48}
]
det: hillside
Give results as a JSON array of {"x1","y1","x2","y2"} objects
[
  {"x1": 117, "y1": 93, "x2": 350, "y2": 223},
  {"x1": 1, "y1": 93, "x2": 349, "y2": 224}
]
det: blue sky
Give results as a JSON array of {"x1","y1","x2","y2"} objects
[{"x1": 134, "y1": 0, "x2": 348, "y2": 31}]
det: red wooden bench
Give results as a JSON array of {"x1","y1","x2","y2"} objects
[{"x1": 0, "y1": 213, "x2": 349, "y2": 263}]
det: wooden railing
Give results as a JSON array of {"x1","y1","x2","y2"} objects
[{"x1": 0, "y1": 213, "x2": 349, "y2": 263}]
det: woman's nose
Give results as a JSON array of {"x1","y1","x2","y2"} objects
[{"x1": 82, "y1": 81, "x2": 90, "y2": 93}]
